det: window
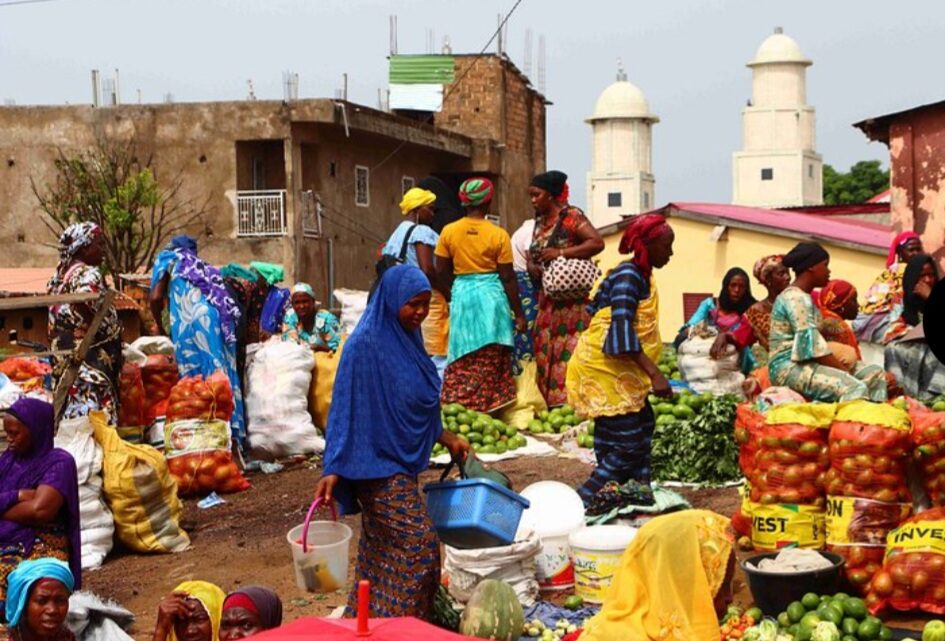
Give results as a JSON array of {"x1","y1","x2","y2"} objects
[
  {"x1": 607, "y1": 192, "x2": 622, "y2": 207},
  {"x1": 808, "y1": 164, "x2": 814, "y2": 178},
  {"x1": 643, "y1": 192, "x2": 650, "y2": 210},
  {"x1": 402, "y1": 176, "x2": 415, "y2": 194},
  {"x1": 761, "y1": 168, "x2": 774, "y2": 181},
  {"x1": 252, "y1": 157, "x2": 266, "y2": 190},
  {"x1": 355, "y1": 165, "x2": 370, "y2": 207}
]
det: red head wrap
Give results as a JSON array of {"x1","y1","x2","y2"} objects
[
  {"x1": 818, "y1": 280, "x2": 856, "y2": 315},
  {"x1": 887, "y1": 231, "x2": 921, "y2": 267},
  {"x1": 618, "y1": 214, "x2": 672, "y2": 276},
  {"x1": 223, "y1": 593, "x2": 259, "y2": 615}
]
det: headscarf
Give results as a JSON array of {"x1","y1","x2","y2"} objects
[
  {"x1": 5, "y1": 558, "x2": 75, "y2": 628},
  {"x1": 581, "y1": 510, "x2": 733, "y2": 641},
  {"x1": 399, "y1": 188, "x2": 437, "y2": 216},
  {"x1": 47, "y1": 222, "x2": 103, "y2": 292},
  {"x1": 290, "y1": 282, "x2": 316, "y2": 299},
  {"x1": 418, "y1": 176, "x2": 464, "y2": 234},
  {"x1": 902, "y1": 253, "x2": 938, "y2": 327},
  {"x1": 819, "y1": 280, "x2": 857, "y2": 316},
  {"x1": 249, "y1": 262, "x2": 284, "y2": 286},
  {"x1": 718, "y1": 268, "x2": 756, "y2": 315},
  {"x1": 0, "y1": 399, "x2": 81, "y2": 588},
  {"x1": 782, "y1": 242, "x2": 829, "y2": 274},
  {"x1": 617, "y1": 214, "x2": 672, "y2": 278},
  {"x1": 753, "y1": 254, "x2": 784, "y2": 285},
  {"x1": 220, "y1": 263, "x2": 258, "y2": 283},
  {"x1": 170, "y1": 581, "x2": 225, "y2": 641},
  {"x1": 169, "y1": 235, "x2": 198, "y2": 253},
  {"x1": 887, "y1": 231, "x2": 922, "y2": 268},
  {"x1": 323, "y1": 265, "x2": 441, "y2": 514},
  {"x1": 223, "y1": 587, "x2": 283, "y2": 630},
  {"x1": 531, "y1": 170, "x2": 568, "y2": 198},
  {"x1": 458, "y1": 177, "x2": 495, "y2": 207}
]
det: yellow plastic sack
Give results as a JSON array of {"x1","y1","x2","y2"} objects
[
  {"x1": 766, "y1": 402, "x2": 837, "y2": 428},
  {"x1": 750, "y1": 502, "x2": 826, "y2": 551},
  {"x1": 90, "y1": 411, "x2": 190, "y2": 553},
  {"x1": 310, "y1": 338, "x2": 346, "y2": 430},
  {"x1": 835, "y1": 400, "x2": 911, "y2": 432},
  {"x1": 499, "y1": 360, "x2": 548, "y2": 429}
]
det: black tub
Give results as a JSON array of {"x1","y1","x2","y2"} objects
[{"x1": 740, "y1": 551, "x2": 845, "y2": 615}]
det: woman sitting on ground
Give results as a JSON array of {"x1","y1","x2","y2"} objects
[
  {"x1": 0, "y1": 399, "x2": 80, "y2": 618},
  {"x1": 152, "y1": 581, "x2": 225, "y2": 641},
  {"x1": 4, "y1": 558, "x2": 75, "y2": 641},
  {"x1": 577, "y1": 510, "x2": 735, "y2": 641},
  {"x1": 816, "y1": 280, "x2": 863, "y2": 370},
  {"x1": 684, "y1": 267, "x2": 759, "y2": 373},
  {"x1": 282, "y1": 283, "x2": 341, "y2": 353},
  {"x1": 769, "y1": 242, "x2": 886, "y2": 402},
  {"x1": 219, "y1": 587, "x2": 282, "y2": 640},
  {"x1": 854, "y1": 231, "x2": 924, "y2": 343},
  {"x1": 744, "y1": 255, "x2": 790, "y2": 362}
]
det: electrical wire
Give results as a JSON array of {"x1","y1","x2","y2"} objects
[{"x1": 0, "y1": 0, "x2": 60, "y2": 7}]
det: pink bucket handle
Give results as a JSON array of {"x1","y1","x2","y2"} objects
[{"x1": 301, "y1": 497, "x2": 338, "y2": 554}]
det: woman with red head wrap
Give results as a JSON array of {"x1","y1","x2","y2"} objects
[
  {"x1": 854, "y1": 231, "x2": 924, "y2": 343},
  {"x1": 816, "y1": 279, "x2": 862, "y2": 369},
  {"x1": 566, "y1": 214, "x2": 674, "y2": 505}
]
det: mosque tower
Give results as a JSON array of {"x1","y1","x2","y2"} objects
[
  {"x1": 585, "y1": 61, "x2": 658, "y2": 228},
  {"x1": 733, "y1": 27, "x2": 823, "y2": 207}
]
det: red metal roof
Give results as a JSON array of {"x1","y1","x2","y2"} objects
[{"x1": 868, "y1": 189, "x2": 891, "y2": 203}]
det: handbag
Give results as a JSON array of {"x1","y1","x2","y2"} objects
[
  {"x1": 370, "y1": 224, "x2": 418, "y2": 298},
  {"x1": 540, "y1": 211, "x2": 600, "y2": 301}
]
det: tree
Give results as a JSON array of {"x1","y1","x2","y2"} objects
[
  {"x1": 32, "y1": 137, "x2": 211, "y2": 285},
  {"x1": 822, "y1": 160, "x2": 890, "y2": 205}
]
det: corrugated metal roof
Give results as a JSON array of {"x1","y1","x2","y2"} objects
[
  {"x1": 0, "y1": 268, "x2": 139, "y2": 309},
  {"x1": 389, "y1": 55, "x2": 455, "y2": 85}
]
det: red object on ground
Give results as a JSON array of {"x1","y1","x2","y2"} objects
[
  {"x1": 357, "y1": 581, "x2": 370, "y2": 636},
  {"x1": 248, "y1": 616, "x2": 477, "y2": 640}
]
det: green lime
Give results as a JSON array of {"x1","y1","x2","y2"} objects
[
  {"x1": 471, "y1": 442, "x2": 481, "y2": 451},
  {"x1": 655, "y1": 414, "x2": 676, "y2": 427},
  {"x1": 842, "y1": 617, "x2": 859, "y2": 636},
  {"x1": 842, "y1": 598, "x2": 867, "y2": 620},
  {"x1": 787, "y1": 601, "x2": 806, "y2": 623},
  {"x1": 564, "y1": 595, "x2": 583, "y2": 610},
  {"x1": 479, "y1": 444, "x2": 496, "y2": 454},
  {"x1": 468, "y1": 432, "x2": 483, "y2": 444},
  {"x1": 656, "y1": 403, "x2": 675, "y2": 415},
  {"x1": 856, "y1": 618, "x2": 880, "y2": 641},
  {"x1": 877, "y1": 626, "x2": 892, "y2": 641},
  {"x1": 560, "y1": 405, "x2": 575, "y2": 416},
  {"x1": 816, "y1": 603, "x2": 843, "y2": 626},
  {"x1": 459, "y1": 424, "x2": 471, "y2": 435},
  {"x1": 934, "y1": 401, "x2": 945, "y2": 412},
  {"x1": 778, "y1": 612, "x2": 791, "y2": 628},
  {"x1": 794, "y1": 625, "x2": 813, "y2": 641},
  {"x1": 801, "y1": 592, "x2": 821, "y2": 610},
  {"x1": 841, "y1": 636, "x2": 858, "y2": 641},
  {"x1": 482, "y1": 435, "x2": 495, "y2": 445},
  {"x1": 799, "y1": 612, "x2": 822, "y2": 630},
  {"x1": 495, "y1": 442, "x2": 507, "y2": 454},
  {"x1": 672, "y1": 405, "x2": 695, "y2": 420},
  {"x1": 505, "y1": 426, "x2": 518, "y2": 438},
  {"x1": 745, "y1": 607, "x2": 762, "y2": 622}
]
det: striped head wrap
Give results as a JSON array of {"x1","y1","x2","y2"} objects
[
  {"x1": 752, "y1": 254, "x2": 784, "y2": 285},
  {"x1": 458, "y1": 177, "x2": 494, "y2": 207}
]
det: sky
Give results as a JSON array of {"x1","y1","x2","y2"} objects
[{"x1": 2, "y1": 0, "x2": 944, "y2": 210}]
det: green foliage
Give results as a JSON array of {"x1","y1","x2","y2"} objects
[{"x1": 823, "y1": 160, "x2": 889, "y2": 205}]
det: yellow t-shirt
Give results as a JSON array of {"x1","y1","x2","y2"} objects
[{"x1": 435, "y1": 217, "x2": 513, "y2": 275}]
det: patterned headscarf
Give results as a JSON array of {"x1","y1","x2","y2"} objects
[
  {"x1": 618, "y1": 214, "x2": 672, "y2": 277},
  {"x1": 48, "y1": 222, "x2": 103, "y2": 292},
  {"x1": 458, "y1": 177, "x2": 494, "y2": 207},
  {"x1": 819, "y1": 280, "x2": 857, "y2": 316},
  {"x1": 291, "y1": 282, "x2": 316, "y2": 299},
  {"x1": 753, "y1": 254, "x2": 784, "y2": 285},
  {"x1": 887, "y1": 231, "x2": 922, "y2": 268},
  {"x1": 399, "y1": 187, "x2": 437, "y2": 215}
]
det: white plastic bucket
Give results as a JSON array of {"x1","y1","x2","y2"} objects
[
  {"x1": 517, "y1": 482, "x2": 586, "y2": 591},
  {"x1": 569, "y1": 525, "x2": 637, "y2": 603},
  {"x1": 286, "y1": 500, "x2": 352, "y2": 593}
]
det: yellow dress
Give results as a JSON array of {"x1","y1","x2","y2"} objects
[
  {"x1": 566, "y1": 281, "x2": 662, "y2": 418},
  {"x1": 581, "y1": 510, "x2": 734, "y2": 641}
]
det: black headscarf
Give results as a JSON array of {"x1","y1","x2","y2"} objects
[
  {"x1": 530, "y1": 170, "x2": 568, "y2": 197},
  {"x1": 783, "y1": 242, "x2": 830, "y2": 274},
  {"x1": 902, "y1": 253, "x2": 938, "y2": 327},
  {"x1": 718, "y1": 267, "x2": 756, "y2": 315},
  {"x1": 418, "y1": 176, "x2": 463, "y2": 234}
]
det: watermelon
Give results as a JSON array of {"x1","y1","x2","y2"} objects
[{"x1": 458, "y1": 579, "x2": 523, "y2": 640}]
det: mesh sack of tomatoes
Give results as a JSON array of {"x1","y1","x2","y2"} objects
[
  {"x1": 826, "y1": 401, "x2": 913, "y2": 503},
  {"x1": 866, "y1": 507, "x2": 945, "y2": 614},
  {"x1": 734, "y1": 403, "x2": 764, "y2": 479},
  {"x1": 165, "y1": 372, "x2": 235, "y2": 423},
  {"x1": 118, "y1": 363, "x2": 146, "y2": 428},
  {"x1": 141, "y1": 354, "x2": 180, "y2": 422},
  {"x1": 909, "y1": 400, "x2": 945, "y2": 506},
  {"x1": 164, "y1": 418, "x2": 250, "y2": 496},
  {"x1": 825, "y1": 495, "x2": 912, "y2": 594},
  {"x1": 748, "y1": 403, "x2": 835, "y2": 508},
  {"x1": 0, "y1": 357, "x2": 51, "y2": 391}
]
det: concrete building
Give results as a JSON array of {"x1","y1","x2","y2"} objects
[
  {"x1": 585, "y1": 65, "x2": 658, "y2": 228},
  {"x1": 733, "y1": 28, "x2": 823, "y2": 208},
  {"x1": 0, "y1": 54, "x2": 546, "y2": 296},
  {"x1": 855, "y1": 100, "x2": 945, "y2": 270}
]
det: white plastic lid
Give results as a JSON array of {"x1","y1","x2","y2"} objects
[
  {"x1": 517, "y1": 481, "x2": 586, "y2": 538},
  {"x1": 569, "y1": 525, "x2": 637, "y2": 552}
]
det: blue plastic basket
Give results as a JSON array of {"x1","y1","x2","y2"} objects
[{"x1": 423, "y1": 478, "x2": 530, "y2": 549}]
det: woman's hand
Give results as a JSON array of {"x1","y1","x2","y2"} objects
[
  {"x1": 650, "y1": 371, "x2": 673, "y2": 398},
  {"x1": 539, "y1": 248, "x2": 564, "y2": 263},
  {"x1": 153, "y1": 592, "x2": 192, "y2": 641},
  {"x1": 439, "y1": 430, "x2": 471, "y2": 464},
  {"x1": 17, "y1": 489, "x2": 36, "y2": 502},
  {"x1": 709, "y1": 333, "x2": 733, "y2": 360},
  {"x1": 915, "y1": 280, "x2": 934, "y2": 301},
  {"x1": 314, "y1": 475, "x2": 339, "y2": 505}
]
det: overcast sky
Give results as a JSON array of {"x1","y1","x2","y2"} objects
[{"x1": 3, "y1": 0, "x2": 943, "y2": 209}]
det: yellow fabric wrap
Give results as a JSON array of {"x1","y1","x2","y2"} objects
[
  {"x1": 835, "y1": 399, "x2": 911, "y2": 432},
  {"x1": 421, "y1": 290, "x2": 450, "y2": 357},
  {"x1": 581, "y1": 510, "x2": 733, "y2": 641},
  {"x1": 765, "y1": 402, "x2": 838, "y2": 428},
  {"x1": 399, "y1": 187, "x2": 436, "y2": 215},
  {"x1": 169, "y1": 581, "x2": 225, "y2": 641}
]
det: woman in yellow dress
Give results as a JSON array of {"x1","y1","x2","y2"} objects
[{"x1": 566, "y1": 214, "x2": 675, "y2": 505}]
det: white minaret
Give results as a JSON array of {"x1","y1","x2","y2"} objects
[
  {"x1": 586, "y1": 61, "x2": 658, "y2": 228},
  {"x1": 733, "y1": 28, "x2": 823, "y2": 207}
]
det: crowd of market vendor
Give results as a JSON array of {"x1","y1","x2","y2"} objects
[{"x1": 2, "y1": 166, "x2": 944, "y2": 641}]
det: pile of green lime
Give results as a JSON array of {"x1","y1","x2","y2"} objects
[
  {"x1": 526, "y1": 404, "x2": 583, "y2": 436},
  {"x1": 436, "y1": 403, "x2": 528, "y2": 457},
  {"x1": 648, "y1": 388, "x2": 713, "y2": 427},
  {"x1": 575, "y1": 420, "x2": 595, "y2": 449},
  {"x1": 926, "y1": 395, "x2": 945, "y2": 412},
  {"x1": 776, "y1": 592, "x2": 891, "y2": 641},
  {"x1": 658, "y1": 347, "x2": 683, "y2": 381}
]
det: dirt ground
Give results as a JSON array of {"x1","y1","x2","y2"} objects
[{"x1": 83, "y1": 453, "x2": 745, "y2": 639}]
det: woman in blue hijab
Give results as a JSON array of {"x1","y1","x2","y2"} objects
[
  {"x1": 313, "y1": 264, "x2": 468, "y2": 620},
  {"x1": 4, "y1": 558, "x2": 74, "y2": 638}
]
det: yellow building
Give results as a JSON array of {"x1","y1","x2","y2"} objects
[{"x1": 596, "y1": 202, "x2": 891, "y2": 339}]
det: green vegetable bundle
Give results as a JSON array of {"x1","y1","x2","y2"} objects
[{"x1": 651, "y1": 394, "x2": 741, "y2": 485}]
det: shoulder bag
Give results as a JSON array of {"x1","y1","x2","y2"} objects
[{"x1": 540, "y1": 210, "x2": 601, "y2": 301}]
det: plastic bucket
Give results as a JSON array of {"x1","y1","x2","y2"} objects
[
  {"x1": 286, "y1": 498, "x2": 352, "y2": 593},
  {"x1": 517, "y1": 482, "x2": 586, "y2": 591},
  {"x1": 569, "y1": 525, "x2": 637, "y2": 603}
]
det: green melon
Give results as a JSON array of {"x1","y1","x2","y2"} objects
[{"x1": 458, "y1": 579, "x2": 523, "y2": 641}]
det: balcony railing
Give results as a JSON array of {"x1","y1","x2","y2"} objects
[{"x1": 236, "y1": 190, "x2": 287, "y2": 237}]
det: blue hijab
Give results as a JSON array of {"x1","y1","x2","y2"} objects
[
  {"x1": 323, "y1": 265, "x2": 441, "y2": 513},
  {"x1": 5, "y1": 558, "x2": 75, "y2": 627}
]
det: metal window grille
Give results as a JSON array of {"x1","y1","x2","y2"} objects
[
  {"x1": 355, "y1": 165, "x2": 370, "y2": 207},
  {"x1": 301, "y1": 190, "x2": 323, "y2": 239},
  {"x1": 236, "y1": 190, "x2": 287, "y2": 237},
  {"x1": 608, "y1": 192, "x2": 622, "y2": 207},
  {"x1": 761, "y1": 168, "x2": 774, "y2": 181}
]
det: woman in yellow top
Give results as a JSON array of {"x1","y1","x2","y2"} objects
[
  {"x1": 579, "y1": 510, "x2": 735, "y2": 641},
  {"x1": 435, "y1": 177, "x2": 526, "y2": 413},
  {"x1": 566, "y1": 214, "x2": 675, "y2": 505}
]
